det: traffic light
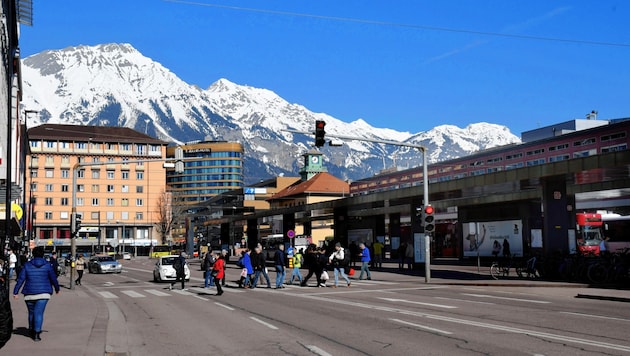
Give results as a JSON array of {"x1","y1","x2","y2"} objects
[
  {"x1": 73, "y1": 214, "x2": 82, "y2": 237},
  {"x1": 423, "y1": 205, "x2": 435, "y2": 233},
  {"x1": 315, "y1": 120, "x2": 326, "y2": 147}
]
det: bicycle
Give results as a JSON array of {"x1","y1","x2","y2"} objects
[{"x1": 490, "y1": 255, "x2": 518, "y2": 280}]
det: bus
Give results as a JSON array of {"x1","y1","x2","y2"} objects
[
  {"x1": 601, "y1": 213, "x2": 630, "y2": 252},
  {"x1": 150, "y1": 245, "x2": 174, "y2": 259},
  {"x1": 575, "y1": 212, "x2": 603, "y2": 255}
]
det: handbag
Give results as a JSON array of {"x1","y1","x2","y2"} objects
[
  {"x1": 321, "y1": 270, "x2": 330, "y2": 281},
  {"x1": 348, "y1": 268, "x2": 355, "y2": 277},
  {"x1": 211, "y1": 269, "x2": 219, "y2": 277}
]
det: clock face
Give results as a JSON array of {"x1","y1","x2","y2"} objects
[{"x1": 311, "y1": 156, "x2": 320, "y2": 164}]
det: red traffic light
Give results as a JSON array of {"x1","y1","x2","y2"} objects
[
  {"x1": 316, "y1": 120, "x2": 326, "y2": 129},
  {"x1": 424, "y1": 205, "x2": 434, "y2": 215}
]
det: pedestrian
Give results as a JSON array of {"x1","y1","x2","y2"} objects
[
  {"x1": 239, "y1": 249, "x2": 254, "y2": 288},
  {"x1": 301, "y1": 244, "x2": 323, "y2": 287},
  {"x1": 75, "y1": 254, "x2": 86, "y2": 286},
  {"x1": 49, "y1": 251, "x2": 60, "y2": 277},
  {"x1": 405, "y1": 241, "x2": 414, "y2": 270},
  {"x1": 502, "y1": 239, "x2": 511, "y2": 258},
  {"x1": 220, "y1": 249, "x2": 228, "y2": 286},
  {"x1": 8, "y1": 249, "x2": 17, "y2": 280},
  {"x1": 397, "y1": 242, "x2": 406, "y2": 270},
  {"x1": 211, "y1": 252, "x2": 224, "y2": 296},
  {"x1": 372, "y1": 240, "x2": 384, "y2": 269},
  {"x1": 289, "y1": 249, "x2": 303, "y2": 285},
  {"x1": 203, "y1": 250, "x2": 216, "y2": 288},
  {"x1": 13, "y1": 246, "x2": 60, "y2": 341},
  {"x1": 170, "y1": 252, "x2": 187, "y2": 290},
  {"x1": 358, "y1": 243, "x2": 372, "y2": 280},
  {"x1": 250, "y1": 246, "x2": 271, "y2": 288},
  {"x1": 274, "y1": 244, "x2": 286, "y2": 289},
  {"x1": 329, "y1": 242, "x2": 351, "y2": 288}
]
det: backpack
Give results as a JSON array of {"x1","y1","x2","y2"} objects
[{"x1": 342, "y1": 249, "x2": 351, "y2": 266}]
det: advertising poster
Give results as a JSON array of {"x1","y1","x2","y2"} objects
[
  {"x1": 463, "y1": 220, "x2": 523, "y2": 257},
  {"x1": 413, "y1": 233, "x2": 426, "y2": 263}
]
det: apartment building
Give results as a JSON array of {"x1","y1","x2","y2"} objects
[{"x1": 27, "y1": 124, "x2": 169, "y2": 254}]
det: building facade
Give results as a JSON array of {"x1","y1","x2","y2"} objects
[{"x1": 27, "y1": 124, "x2": 169, "y2": 254}]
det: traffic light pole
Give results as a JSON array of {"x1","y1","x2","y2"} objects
[{"x1": 284, "y1": 128, "x2": 432, "y2": 282}]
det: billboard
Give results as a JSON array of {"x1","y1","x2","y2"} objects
[{"x1": 462, "y1": 220, "x2": 523, "y2": 257}]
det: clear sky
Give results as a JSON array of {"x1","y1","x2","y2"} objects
[{"x1": 19, "y1": 0, "x2": 630, "y2": 136}]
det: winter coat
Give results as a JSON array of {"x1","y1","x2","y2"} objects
[
  {"x1": 212, "y1": 258, "x2": 225, "y2": 279},
  {"x1": 13, "y1": 257, "x2": 60, "y2": 296},
  {"x1": 329, "y1": 248, "x2": 346, "y2": 266},
  {"x1": 360, "y1": 247, "x2": 371, "y2": 262},
  {"x1": 251, "y1": 251, "x2": 264, "y2": 271},
  {"x1": 242, "y1": 253, "x2": 254, "y2": 275},
  {"x1": 274, "y1": 249, "x2": 285, "y2": 267}
]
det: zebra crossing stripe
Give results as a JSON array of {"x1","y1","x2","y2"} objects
[
  {"x1": 98, "y1": 291, "x2": 118, "y2": 299},
  {"x1": 121, "y1": 290, "x2": 145, "y2": 298},
  {"x1": 144, "y1": 289, "x2": 171, "y2": 297}
]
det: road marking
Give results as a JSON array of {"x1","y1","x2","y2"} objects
[
  {"x1": 120, "y1": 290, "x2": 145, "y2": 298},
  {"x1": 144, "y1": 289, "x2": 171, "y2": 297},
  {"x1": 378, "y1": 297, "x2": 458, "y2": 309},
  {"x1": 560, "y1": 311, "x2": 630, "y2": 322},
  {"x1": 390, "y1": 318, "x2": 453, "y2": 335},
  {"x1": 250, "y1": 316, "x2": 279, "y2": 330},
  {"x1": 98, "y1": 291, "x2": 119, "y2": 299},
  {"x1": 351, "y1": 280, "x2": 398, "y2": 285},
  {"x1": 172, "y1": 289, "x2": 196, "y2": 296},
  {"x1": 304, "y1": 345, "x2": 333, "y2": 356},
  {"x1": 103, "y1": 282, "x2": 115, "y2": 287},
  {"x1": 297, "y1": 294, "x2": 630, "y2": 353},
  {"x1": 105, "y1": 301, "x2": 129, "y2": 354},
  {"x1": 461, "y1": 293, "x2": 551, "y2": 304},
  {"x1": 434, "y1": 296, "x2": 495, "y2": 305},
  {"x1": 215, "y1": 302, "x2": 235, "y2": 311}
]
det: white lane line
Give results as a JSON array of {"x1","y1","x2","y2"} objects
[
  {"x1": 171, "y1": 289, "x2": 196, "y2": 296},
  {"x1": 351, "y1": 280, "x2": 398, "y2": 285},
  {"x1": 144, "y1": 289, "x2": 171, "y2": 297},
  {"x1": 462, "y1": 293, "x2": 551, "y2": 304},
  {"x1": 103, "y1": 282, "x2": 115, "y2": 287},
  {"x1": 378, "y1": 297, "x2": 457, "y2": 309},
  {"x1": 250, "y1": 316, "x2": 279, "y2": 330},
  {"x1": 215, "y1": 302, "x2": 235, "y2": 311},
  {"x1": 98, "y1": 291, "x2": 119, "y2": 299},
  {"x1": 390, "y1": 318, "x2": 453, "y2": 335},
  {"x1": 304, "y1": 345, "x2": 333, "y2": 356},
  {"x1": 297, "y1": 294, "x2": 630, "y2": 353},
  {"x1": 193, "y1": 295, "x2": 207, "y2": 301},
  {"x1": 560, "y1": 311, "x2": 630, "y2": 323},
  {"x1": 434, "y1": 296, "x2": 495, "y2": 305},
  {"x1": 120, "y1": 290, "x2": 145, "y2": 298}
]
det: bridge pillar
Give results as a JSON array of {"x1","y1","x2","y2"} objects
[
  {"x1": 282, "y1": 213, "x2": 295, "y2": 245},
  {"x1": 246, "y1": 218, "x2": 259, "y2": 248},
  {"x1": 541, "y1": 176, "x2": 573, "y2": 255},
  {"x1": 334, "y1": 207, "x2": 348, "y2": 245}
]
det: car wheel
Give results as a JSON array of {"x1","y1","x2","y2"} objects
[{"x1": 153, "y1": 273, "x2": 158, "y2": 282}]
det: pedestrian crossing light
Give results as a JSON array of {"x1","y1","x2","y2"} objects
[
  {"x1": 423, "y1": 204, "x2": 435, "y2": 233},
  {"x1": 315, "y1": 120, "x2": 326, "y2": 147},
  {"x1": 73, "y1": 213, "x2": 82, "y2": 237}
]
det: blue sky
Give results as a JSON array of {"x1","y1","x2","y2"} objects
[{"x1": 20, "y1": 0, "x2": 630, "y2": 136}]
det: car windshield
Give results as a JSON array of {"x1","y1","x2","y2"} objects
[
  {"x1": 162, "y1": 257, "x2": 177, "y2": 265},
  {"x1": 97, "y1": 256, "x2": 115, "y2": 262}
]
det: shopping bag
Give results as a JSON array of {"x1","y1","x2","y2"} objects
[
  {"x1": 348, "y1": 268, "x2": 355, "y2": 277},
  {"x1": 240, "y1": 268, "x2": 248, "y2": 278},
  {"x1": 321, "y1": 270, "x2": 329, "y2": 281}
]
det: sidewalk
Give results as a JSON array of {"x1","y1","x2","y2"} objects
[{"x1": 2, "y1": 275, "x2": 107, "y2": 356}]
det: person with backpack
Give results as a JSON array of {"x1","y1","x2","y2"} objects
[
  {"x1": 329, "y1": 242, "x2": 351, "y2": 288},
  {"x1": 170, "y1": 252, "x2": 187, "y2": 290},
  {"x1": 289, "y1": 249, "x2": 304, "y2": 285},
  {"x1": 203, "y1": 251, "x2": 216, "y2": 289}
]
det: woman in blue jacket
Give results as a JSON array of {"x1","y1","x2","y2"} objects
[{"x1": 13, "y1": 246, "x2": 60, "y2": 341}]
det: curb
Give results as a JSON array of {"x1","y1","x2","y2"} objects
[{"x1": 575, "y1": 294, "x2": 630, "y2": 303}]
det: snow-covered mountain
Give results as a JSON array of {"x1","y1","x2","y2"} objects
[{"x1": 20, "y1": 43, "x2": 520, "y2": 183}]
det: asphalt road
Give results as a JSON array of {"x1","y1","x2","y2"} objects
[{"x1": 5, "y1": 257, "x2": 630, "y2": 355}]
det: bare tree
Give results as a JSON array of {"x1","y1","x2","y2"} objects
[{"x1": 154, "y1": 190, "x2": 188, "y2": 244}]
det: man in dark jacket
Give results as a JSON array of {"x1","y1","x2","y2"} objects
[
  {"x1": 301, "y1": 244, "x2": 324, "y2": 287},
  {"x1": 170, "y1": 252, "x2": 187, "y2": 290},
  {"x1": 274, "y1": 244, "x2": 286, "y2": 289},
  {"x1": 13, "y1": 246, "x2": 60, "y2": 341},
  {"x1": 250, "y1": 246, "x2": 271, "y2": 288}
]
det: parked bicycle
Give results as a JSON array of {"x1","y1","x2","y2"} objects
[{"x1": 490, "y1": 255, "x2": 519, "y2": 279}]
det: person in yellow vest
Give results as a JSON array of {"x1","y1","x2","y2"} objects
[
  {"x1": 372, "y1": 240, "x2": 384, "y2": 269},
  {"x1": 289, "y1": 249, "x2": 303, "y2": 285}
]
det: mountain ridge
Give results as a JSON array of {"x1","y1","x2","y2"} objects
[{"x1": 20, "y1": 43, "x2": 521, "y2": 184}]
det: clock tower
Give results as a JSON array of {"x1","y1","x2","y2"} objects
[{"x1": 300, "y1": 150, "x2": 327, "y2": 181}]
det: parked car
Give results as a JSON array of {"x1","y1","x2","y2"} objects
[
  {"x1": 88, "y1": 255, "x2": 123, "y2": 274},
  {"x1": 122, "y1": 252, "x2": 132, "y2": 260},
  {"x1": 153, "y1": 255, "x2": 191, "y2": 282}
]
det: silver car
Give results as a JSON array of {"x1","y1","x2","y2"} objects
[{"x1": 88, "y1": 255, "x2": 123, "y2": 274}]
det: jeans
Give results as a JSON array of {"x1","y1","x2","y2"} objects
[
  {"x1": 359, "y1": 261, "x2": 371, "y2": 280},
  {"x1": 333, "y1": 267, "x2": 350, "y2": 286},
  {"x1": 9, "y1": 267, "x2": 15, "y2": 280},
  {"x1": 204, "y1": 270, "x2": 215, "y2": 288},
  {"x1": 290, "y1": 267, "x2": 303, "y2": 284},
  {"x1": 275, "y1": 265, "x2": 285, "y2": 288},
  {"x1": 252, "y1": 269, "x2": 271, "y2": 288},
  {"x1": 25, "y1": 299, "x2": 49, "y2": 332}
]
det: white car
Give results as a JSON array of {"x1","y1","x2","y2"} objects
[
  {"x1": 122, "y1": 252, "x2": 132, "y2": 260},
  {"x1": 153, "y1": 255, "x2": 190, "y2": 282}
]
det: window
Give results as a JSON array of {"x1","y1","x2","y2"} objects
[
  {"x1": 45, "y1": 184, "x2": 54, "y2": 192},
  {"x1": 45, "y1": 197, "x2": 53, "y2": 205},
  {"x1": 61, "y1": 184, "x2": 69, "y2": 192},
  {"x1": 601, "y1": 144, "x2": 627, "y2": 153},
  {"x1": 45, "y1": 141, "x2": 55, "y2": 148},
  {"x1": 121, "y1": 198, "x2": 129, "y2": 206},
  {"x1": 45, "y1": 155, "x2": 54, "y2": 164},
  {"x1": 91, "y1": 142, "x2": 101, "y2": 150},
  {"x1": 78, "y1": 156, "x2": 85, "y2": 163},
  {"x1": 91, "y1": 212, "x2": 99, "y2": 220},
  {"x1": 77, "y1": 184, "x2": 85, "y2": 192},
  {"x1": 121, "y1": 143, "x2": 131, "y2": 151},
  {"x1": 135, "y1": 212, "x2": 143, "y2": 220},
  {"x1": 92, "y1": 156, "x2": 100, "y2": 163},
  {"x1": 92, "y1": 198, "x2": 99, "y2": 206},
  {"x1": 135, "y1": 144, "x2": 146, "y2": 155},
  {"x1": 45, "y1": 169, "x2": 54, "y2": 178},
  {"x1": 106, "y1": 143, "x2": 116, "y2": 150},
  {"x1": 60, "y1": 211, "x2": 69, "y2": 219},
  {"x1": 107, "y1": 171, "x2": 115, "y2": 179},
  {"x1": 136, "y1": 172, "x2": 144, "y2": 180},
  {"x1": 30, "y1": 141, "x2": 40, "y2": 149},
  {"x1": 60, "y1": 142, "x2": 70, "y2": 149},
  {"x1": 573, "y1": 138, "x2": 596, "y2": 146},
  {"x1": 30, "y1": 183, "x2": 37, "y2": 192},
  {"x1": 91, "y1": 170, "x2": 100, "y2": 179},
  {"x1": 106, "y1": 211, "x2": 114, "y2": 220},
  {"x1": 76, "y1": 142, "x2": 87, "y2": 149},
  {"x1": 92, "y1": 185, "x2": 100, "y2": 193},
  {"x1": 136, "y1": 186, "x2": 143, "y2": 193},
  {"x1": 107, "y1": 198, "x2": 114, "y2": 206},
  {"x1": 122, "y1": 171, "x2": 129, "y2": 180},
  {"x1": 30, "y1": 170, "x2": 38, "y2": 178},
  {"x1": 76, "y1": 198, "x2": 84, "y2": 206},
  {"x1": 601, "y1": 132, "x2": 626, "y2": 142},
  {"x1": 107, "y1": 185, "x2": 115, "y2": 192},
  {"x1": 526, "y1": 148, "x2": 545, "y2": 156},
  {"x1": 77, "y1": 170, "x2": 85, "y2": 178},
  {"x1": 136, "y1": 198, "x2": 143, "y2": 206},
  {"x1": 61, "y1": 155, "x2": 70, "y2": 164},
  {"x1": 61, "y1": 169, "x2": 69, "y2": 178},
  {"x1": 61, "y1": 197, "x2": 69, "y2": 206},
  {"x1": 121, "y1": 185, "x2": 129, "y2": 193},
  {"x1": 121, "y1": 211, "x2": 129, "y2": 220},
  {"x1": 45, "y1": 212, "x2": 53, "y2": 220}
]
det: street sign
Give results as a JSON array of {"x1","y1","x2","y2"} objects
[{"x1": 287, "y1": 230, "x2": 295, "y2": 238}]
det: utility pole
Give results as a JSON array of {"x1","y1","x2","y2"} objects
[{"x1": 285, "y1": 126, "x2": 432, "y2": 282}]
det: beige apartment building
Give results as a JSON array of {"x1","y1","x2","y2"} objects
[{"x1": 27, "y1": 124, "x2": 169, "y2": 254}]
